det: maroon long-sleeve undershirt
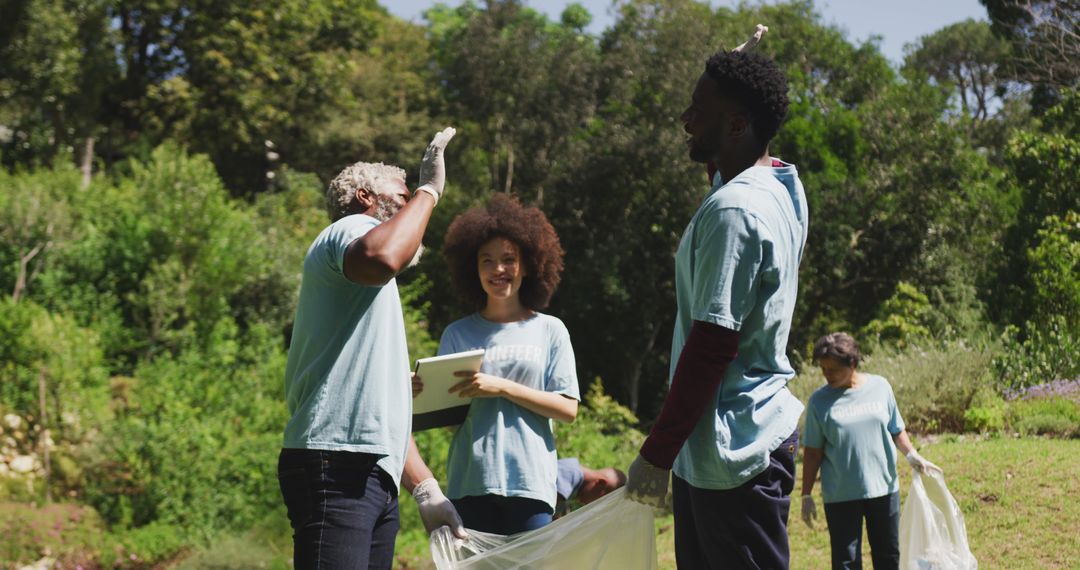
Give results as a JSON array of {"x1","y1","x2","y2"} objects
[{"x1": 639, "y1": 320, "x2": 739, "y2": 469}]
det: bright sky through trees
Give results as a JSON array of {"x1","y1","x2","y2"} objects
[{"x1": 384, "y1": 0, "x2": 987, "y2": 63}]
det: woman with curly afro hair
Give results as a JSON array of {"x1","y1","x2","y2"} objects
[{"x1": 430, "y1": 193, "x2": 579, "y2": 534}]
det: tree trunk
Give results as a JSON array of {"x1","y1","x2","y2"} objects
[
  {"x1": 12, "y1": 222, "x2": 53, "y2": 302},
  {"x1": 38, "y1": 368, "x2": 51, "y2": 504},
  {"x1": 79, "y1": 136, "x2": 95, "y2": 189},
  {"x1": 627, "y1": 322, "x2": 659, "y2": 414},
  {"x1": 503, "y1": 144, "x2": 514, "y2": 193},
  {"x1": 12, "y1": 242, "x2": 46, "y2": 302}
]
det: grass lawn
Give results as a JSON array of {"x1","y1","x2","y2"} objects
[
  {"x1": 657, "y1": 435, "x2": 1080, "y2": 570},
  {"x1": 393, "y1": 436, "x2": 1080, "y2": 569},
  {"x1": 14, "y1": 436, "x2": 1070, "y2": 568}
]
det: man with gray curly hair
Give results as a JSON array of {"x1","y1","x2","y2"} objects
[
  {"x1": 279, "y1": 128, "x2": 464, "y2": 569},
  {"x1": 325, "y1": 162, "x2": 408, "y2": 222}
]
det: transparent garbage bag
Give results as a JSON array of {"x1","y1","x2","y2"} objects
[
  {"x1": 899, "y1": 470, "x2": 978, "y2": 570},
  {"x1": 430, "y1": 488, "x2": 658, "y2": 570}
]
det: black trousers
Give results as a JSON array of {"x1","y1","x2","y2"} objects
[
  {"x1": 278, "y1": 449, "x2": 399, "y2": 570},
  {"x1": 672, "y1": 430, "x2": 799, "y2": 569},
  {"x1": 823, "y1": 492, "x2": 900, "y2": 570}
]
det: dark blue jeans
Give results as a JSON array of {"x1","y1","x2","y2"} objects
[
  {"x1": 672, "y1": 430, "x2": 799, "y2": 570},
  {"x1": 451, "y1": 494, "x2": 553, "y2": 535},
  {"x1": 823, "y1": 492, "x2": 900, "y2": 570},
  {"x1": 278, "y1": 449, "x2": 399, "y2": 570}
]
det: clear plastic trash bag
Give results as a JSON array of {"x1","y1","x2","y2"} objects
[
  {"x1": 430, "y1": 488, "x2": 658, "y2": 570},
  {"x1": 899, "y1": 470, "x2": 978, "y2": 570}
]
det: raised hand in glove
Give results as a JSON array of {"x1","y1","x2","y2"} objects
[
  {"x1": 625, "y1": 454, "x2": 670, "y2": 509},
  {"x1": 905, "y1": 450, "x2": 943, "y2": 475},
  {"x1": 412, "y1": 478, "x2": 467, "y2": 538},
  {"x1": 416, "y1": 127, "x2": 456, "y2": 204},
  {"x1": 801, "y1": 495, "x2": 817, "y2": 527},
  {"x1": 733, "y1": 24, "x2": 768, "y2": 52}
]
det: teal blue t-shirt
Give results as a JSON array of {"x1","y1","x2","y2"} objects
[
  {"x1": 670, "y1": 162, "x2": 809, "y2": 490},
  {"x1": 282, "y1": 214, "x2": 412, "y2": 488},
  {"x1": 803, "y1": 374, "x2": 905, "y2": 503},
  {"x1": 438, "y1": 313, "x2": 580, "y2": 509}
]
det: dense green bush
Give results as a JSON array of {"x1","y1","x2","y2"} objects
[
  {"x1": 99, "y1": 520, "x2": 189, "y2": 568},
  {"x1": 556, "y1": 381, "x2": 644, "y2": 470},
  {"x1": 0, "y1": 299, "x2": 109, "y2": 432},
  {"x1": 82, "y1": 322, "x2": 287, "y2": 540},
  {"x1": 963, "y1": 387, "x2": 1008, "y2": 433},
  {"x1": 963, "y1": 406, "x2": 1006, "y2": 434},
  {"x1": 0, "y1": 298, "x2": 110, "y2": 504},
  {"x1": 1007, "y1": 398, "x2": 1080, "y2": 438},
  {"x1": 860, "y1": 282, "x2": 934, "y2": 348}
]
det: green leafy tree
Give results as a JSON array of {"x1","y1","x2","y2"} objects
[
  {"x1": 541, "y1": 0, "x2": 716, "y2": 413},
  {"x1": 991, "y1": 91, "x2": 1080, "y2": 392},
  {"x1": 425, "y1": 0, "x2": 599, "y2": 201},
  {"x1": 2, "y1": 1, "x2": 437, "y2": 195},
  {"x1": 902, "y1": 18, "x2": 1029, "y2": 160},
  {"x1": 1028, "y1": 211, "x2": 1080, "y2": 326},
  {"x1": 980, "y1": 0, "x2": 1079, "y2": 109},
  {"x1": 13, "y1": 145, "x2": 295, "y2": 369},
  {"x1": 0, "y1": 0, "x2": 114, "y2": 172},
  {"x1": 903, "y1": 20, "x2": 1012, "y2": 126},
  {"x1": 0, "y1": 166, "x2": 79, "y2": 303},
  {"x1": 996, "y1": 89, "x2": 1080, "y2": 324}
]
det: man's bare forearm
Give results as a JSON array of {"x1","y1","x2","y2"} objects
[{"x1": 401, "y1": 435, "x2": 434, "y2": 494}]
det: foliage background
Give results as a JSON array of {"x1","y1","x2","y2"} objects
[{"x1": 0, "y1": 0, "x2": 1077, "y2": 567}]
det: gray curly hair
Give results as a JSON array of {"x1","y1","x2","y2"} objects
[{"x1": 326, "y1": 161, "x2": 407, "y2": 221}]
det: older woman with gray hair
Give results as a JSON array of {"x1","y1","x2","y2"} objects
[{"x1": 800, "y1": 332, "x2": 941, "y2": 570}]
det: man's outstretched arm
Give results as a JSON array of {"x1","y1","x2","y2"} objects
[
  {"x1": 640, "y1": 320, "x2": 739, "y2": 468},
  {"x1": 627, "y1": 320, "x2": 739, "y2": 506}
]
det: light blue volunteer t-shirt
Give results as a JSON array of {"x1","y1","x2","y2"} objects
[
  {"x1": 439, "y1": 313, "x2": 580, "y2": 509},
  {"x1": 282, "y1": 214, "x2": 412, "y2": 489},
  {"x1": 803, "y1": 374, "x2": 906, "y2": 503},
  {"x1": 671, "y1": 161, "x2": 809, "y2": 490}
]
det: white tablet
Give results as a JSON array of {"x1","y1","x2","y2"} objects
[{"x1": 412, "y1": 348, "x2": 485, "y2": 431}]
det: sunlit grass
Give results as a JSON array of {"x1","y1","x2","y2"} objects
[
  {"x1": 112, "y1": 437, "x2": 1080, "y2": 569},
  {"x1": 655, "y1": 436, "x2": 1080, "y2": 570},
  {"x1": 381, "y1": 437, "x2": 1080, "y2": 568}
]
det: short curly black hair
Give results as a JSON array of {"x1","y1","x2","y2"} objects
[
  {"x1": 442, "y1": 194, "x2": 565, "y2": 311},
  {"x1": 704, "y1": 50, "x2": 789, "y2": 147}
]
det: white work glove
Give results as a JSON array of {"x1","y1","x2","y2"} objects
[
  {"x1": 416, "y1": 127, "x2": 457, "y2": 204},
  {"x1": 625, "y1": 454, "x2": 670, "y2": 509},
  {"x1": 733, "y1": 24, "x2": 768, "y2": 52},
  {"x1": 905, "y1": 450, "x2": 943, "y2": 475},
  {"x1": 412, "y1": 478, "x2": 467, "y2": 538},
  {"x1": 801, "y1": 495, "x2": 817, "y2": 527}
]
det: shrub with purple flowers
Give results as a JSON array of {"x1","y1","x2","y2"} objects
[{"x1": 1004, "y1": 378, "x2": 1080, "y2": 403}]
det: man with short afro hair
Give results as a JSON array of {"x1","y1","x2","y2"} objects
[
  {"x1": 626, "y1": 32, "x2": 809, "y2": 570},
  {"x1": 703, "y1": 49, "x2": 790, "y2": 155}
]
